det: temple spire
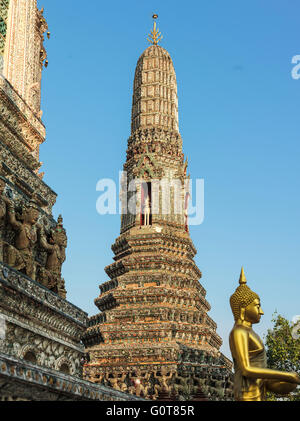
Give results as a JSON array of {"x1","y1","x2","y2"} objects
[
  {"x1": 132, "y1": 20, "x2": 178, "y2": 133},
  {"x1": 147, "y1": 14, "x2": 163, "y2": 45},
  {"x1": 83, "y1": 19, "x2": 232, "y2": 401}
]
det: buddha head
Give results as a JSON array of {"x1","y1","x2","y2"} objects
[{"x1": 230, "y1": 268, "x2": 264, "y2": 324}]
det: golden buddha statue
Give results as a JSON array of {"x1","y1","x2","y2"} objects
[{"x1": 229, "y1": 268, "x2": 300, "y2": 401}]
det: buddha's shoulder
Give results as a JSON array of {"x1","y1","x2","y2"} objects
[{"x1": 230, "y1": 325, "x2": 251, "y2": 338}]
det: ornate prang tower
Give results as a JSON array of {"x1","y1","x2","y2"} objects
[
  {"x1": 83, "y1": 17, "x2": 233, "y2": 400},
  {"x1": 0, "y1": 1, "x2": 138, "y2": 401}
]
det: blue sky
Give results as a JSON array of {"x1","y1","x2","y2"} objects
[{"x1": 38, "y1": 0, "x2": 300, "y2": 358}]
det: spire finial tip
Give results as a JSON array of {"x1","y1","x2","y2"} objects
[
  {"x1": 147, "y1": 14, "x2": 163, "y2": 45},
  {"x1": 239, "y1": 267, "x2": 247, "y2": 285}
]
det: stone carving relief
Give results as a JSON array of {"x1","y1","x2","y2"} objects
[
  {"x1": 1, "y1": 323, "x2": 81, "y2": 376},
  {"x1": 4, "y1": 198, "x2": 39, "y2": 280},
  {"x1": 0, "y1": 180, "x2": 67, "y2": 298},
  {"x1": 37, "y1": 215, "x2": 67, "y2": 298},
  {"x1": 27, "y1": 82, "x2": 40, "y2": 115},
  {"x1": 153, "y1": 366, "x2": 174, "y2": 399}
]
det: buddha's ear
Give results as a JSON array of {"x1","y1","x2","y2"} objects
[{"x1": 240, "y1": 306, "x2": 245, "y2": 322}]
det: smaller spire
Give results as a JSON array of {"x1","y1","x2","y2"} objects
[
  {"x1": 57, "y1": 214, "x2": 63, "y2": 226},
  {"x1": 147, "y1": 14, "x2": 163, "y2": 45},
  {"x1": 239, "y1": 267, "x2": 247, "y2": 285}
]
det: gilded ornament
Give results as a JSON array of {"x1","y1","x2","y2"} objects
[{"x1": 147, "y1": 14, "x2": 163, "y2": 45}]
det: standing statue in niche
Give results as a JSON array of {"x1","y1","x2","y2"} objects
[
  {"x1": 38, "y1": 215, "x2": 67, "y2": 298},
  {"x1": 143, "y1": 195, "x2": 151, "y2": 226},
  {"x1": 229, "y1": 267, "x2": 300, "y2": 401},
  {"x1": 5, "y1": 200, "x2": 39, "y2": 280}
]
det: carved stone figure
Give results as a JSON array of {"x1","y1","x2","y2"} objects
[
  {"x1": 5, "y1": 200, "x2": 39, "y2": 280},
  {"x1": 105, "y1": 372, "x2": 121, "y2": 391},
  {"x1": 38, "y1": 215, "x2": 67, "y2": 298},
  {"x1": 130, "y1": 368, "x2": 150, "y2": 397},
  {"x1": 0, "y1": 178, "x2": 9, "y2": 261},
  {"x1": 153, "y1": 366, "x2": 174, "y2": 398},
  {"x1": 118, "y1": 373, "x2": 128, "y2": 392},
  {"x1": 130, "y1": 369, "x2": 143, "y2": 397}
]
